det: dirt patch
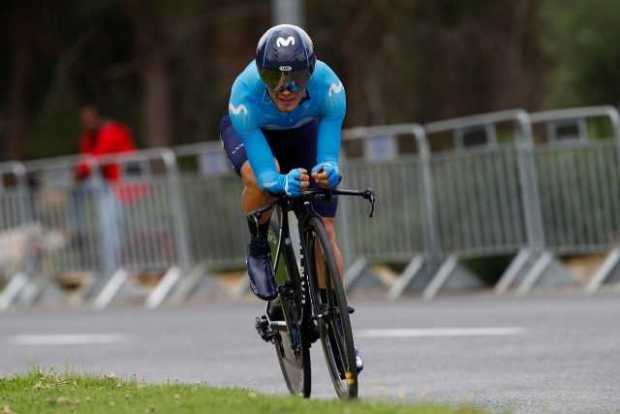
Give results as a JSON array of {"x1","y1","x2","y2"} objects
[{"x1": 561, "y1": 253, "x2": 606, "y2": 284}]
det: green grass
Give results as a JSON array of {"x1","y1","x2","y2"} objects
[{"x1": 0, "y1": 370, "x2": 488, "y2": 414}]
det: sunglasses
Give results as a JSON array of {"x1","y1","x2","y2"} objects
[{"x1": 260, "y1": 68, "x2": 311, "y2": 93}]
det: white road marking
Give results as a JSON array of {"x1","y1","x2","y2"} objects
[
  {"x1": 9, "y1": 334, "x2": 127, "y2": 346},
  {"x1": 357, "y1": 327, "x2": 524, "y2": 339}
]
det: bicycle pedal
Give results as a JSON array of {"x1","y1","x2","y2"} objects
[{"x1": 255, "y1": 315, "x2": 276, "y2": 342}]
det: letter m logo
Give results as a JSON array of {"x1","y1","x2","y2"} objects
[
  {"x1": 328, "y1": 82, "x2": 344, "y2": 96},
  {"x1": 276, "y1": 36, "x2": 296, "y2": 48},
  {"x1": 229, "y1": 103, "x2": 248, "y2": 116}
]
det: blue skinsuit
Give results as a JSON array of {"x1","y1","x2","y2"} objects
[{"x1": 227, "y1": 59, "x2": 346, "y2": 193}]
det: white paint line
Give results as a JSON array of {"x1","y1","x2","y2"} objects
[
  {"x1": 357, "y1": 327, "x2": 524, "y2": 339},
  {"x1": 9, "y1": 334, "x2": 128, "y2": 346}
]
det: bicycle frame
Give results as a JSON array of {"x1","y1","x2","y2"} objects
[
  {"x1": 252, "y1": 188, "x2": 375, "y2": 290},
  {"x1": 252, "y1": 188, "x2": 375, "y2": 329},
  {"x1": 251, "y1": 187, "x2": 374, "y2": 398}
]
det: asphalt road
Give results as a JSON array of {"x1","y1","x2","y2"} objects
[{"x1": 2, "y1": 293, "x2": 619, "y2": 413}]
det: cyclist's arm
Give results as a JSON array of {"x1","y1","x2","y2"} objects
[
  {"x1": 316, "y1": 71, "x2": 346, "y2": 165},
  {"x1": 228, "y1": 82, "x2": 283, "y2": 193}
]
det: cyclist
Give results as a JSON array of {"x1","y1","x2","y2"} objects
[{"x1": 219, "y1": 24, "x2": 362, "y2": 373}]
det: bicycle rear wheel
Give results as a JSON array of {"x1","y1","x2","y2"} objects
[
  {"x1": 268, "y1": 211, "x2": 311, "y2": 398},
  {"x1": 305, "y1": 217, "x2": 358, "y2": 399}
]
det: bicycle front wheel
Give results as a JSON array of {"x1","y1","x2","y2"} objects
[
  {"x1": 272, "y1": 321, "x2": 311, "y2": 397},
  {"x1": 305, "y1": 217, "x2": 358, "y2": 399},
  {"x1": 268, "y1": 212, "x2": 312, "y2": 398}
]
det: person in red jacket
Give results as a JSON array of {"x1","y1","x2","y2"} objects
[
  {"x1": 75, "y1": 104, "x2": 136, "y2": 182},
  {"x1": 72, "y1": 104, "x2": 137, "y2": 276}
]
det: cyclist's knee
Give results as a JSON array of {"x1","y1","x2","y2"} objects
[
  {"x1": 241, "y1": 160, "x2": 281, "y2": 190},
  {"x1": 241, "y1": 162, "x2": 259, "y2": 189}
]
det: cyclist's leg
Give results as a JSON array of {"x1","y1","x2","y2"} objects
[
  {"x1": 310, "y1": 202, "x2": 340, "y2": 289},
  {"x1": 321, "y1": 217, "x2": 344, "y2": 277},
  {"x1": 220, "y1": 115, "x2": 277, "y2": 300},
  {"x1": 240, "y1": 161, "x2": 274, "y2": 223},
  {"x1": 313, "y1": 223, "x2": 340, "y2": 288}
]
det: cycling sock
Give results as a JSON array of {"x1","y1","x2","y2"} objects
[{"x1": 258, "y1": 220, "x2": 270, "y2": 238}]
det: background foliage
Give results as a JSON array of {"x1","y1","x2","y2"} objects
[{"x1": 1, "y1": 0, "x2": 619, "y2": 160}]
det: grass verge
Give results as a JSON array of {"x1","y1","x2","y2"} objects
[{"x1": 0, "y1": 370, "x2": 488, "y2": 414}]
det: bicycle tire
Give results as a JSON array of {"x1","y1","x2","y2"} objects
[
  {"x1": 304, "y1": 216, "x2": 358, "y2": 399},
  {"x1": 267, "y1": 211, "x2": 312, "y2": 398}
]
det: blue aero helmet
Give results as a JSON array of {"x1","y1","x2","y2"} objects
[{"x1": 256, "y1": 24, "x2": 316, "y2": 93}]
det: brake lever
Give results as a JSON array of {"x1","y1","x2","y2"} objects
[{"x1": 363, "y1": 189, "x2": 376, "y2": 218}]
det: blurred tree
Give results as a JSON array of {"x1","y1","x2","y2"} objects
[
  {"x1": 31, "y1": 1, "x2": 128, "y2": 157},
  {"x1": 169, "y1": 1, "x2": 268, "y2": 143},
  {"x1": 308, "y1": 0, "x2": 416, "y2": 125},
  {"x1": 125, "y1": 0, "x2": 173, "y2": 147},
  {"x1": 415, "y1": 0, "x2": 549, "y2": 121},
  {"x1": 544, "y1": 0, "x2": 620, "y2": 107},
  {"x1": 308, "y1": 0, "x2": 548, "y2": 125},
  {"x1": 5, "y1": 1, "x2": 35, "y2": 160},
  {"x1": 3, "y1": 0, "x2": 618, "y2": 160}
]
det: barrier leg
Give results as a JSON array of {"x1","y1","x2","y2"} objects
[
  {"x1": 168, "y1": 262, "x2": 209, "y2": 305},
  {"x1": 422, "y1": 255, "x2": 458, "y2": 301},
  {"x1": 495, "y1": 249, "x2": 535, "y2": 294},
  {"x1": 343, "y1": 257, "x2": 369, "y2": 293},
  {"x1": 92, "y1": 269, "x2": 129, "y2": 309},
  {"x1": 387, "y1": 256, "x2": 424, "y2": 300},
  {"x1": 146, "y1": 266, "x2": 182, "y2": 309},
  {"x1": 423, "y1": 255, "x2": 486, "y2": 300},
  {"x1": 0, "y1": 273, "x2": 29, "y2": 310},
  {"x1": 586, "y1": 248, "x2": 620, "y2": 295},
  {"x1": 516, "y1": 252, "x2": 553, "y2": 296}
]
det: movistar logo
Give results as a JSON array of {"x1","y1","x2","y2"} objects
[
  {"x1": 229, "y1": 103, "x2": 248, "y2": 115},
  {"x1": 276, "y1": 36, "x2": 295, "y2": 47},
  {"x1": 328, "y1": 82, "x2": 344, "y2": 96}
]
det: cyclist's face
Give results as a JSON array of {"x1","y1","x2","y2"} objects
[{"x1": 268, "y1": 87, "x2": 306, "y2": 112}]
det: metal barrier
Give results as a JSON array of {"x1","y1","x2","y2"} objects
[
  {"x1": 535, "y1": 142, "x2": 620, "y2": 255},
  {"x1": 343, "y1": 125, "x2": 432, "y2": 260},
  {"x1": 421, "y1": 110, "x2": 553, "y2": 298},
  {"x1": 22, "y1": 149, "x2": 191, "y2": 308},
  {"x1": 3, "y1": 106, "x2": 620, "y2": 309},
  {"x1": 529, "y1": 106, "x2": 620, "y2": 293},
  {"x1": 0, "y1": 162, "x2": 30, "y2": 233},
  {"x1": 169, "y1": 143, "x2": 248, "y2": 303},
  {"x1": 341, "y1": 124, "x2": 437, "y2": 296},
  {"x1": 0, "y1": 161, "x2": 34, "y2": 309},
  {"x1": 425, "y1": 109, "x2": 544, "y2": 252},
  {"x1": 174, "y1": 142, "x2": 246, "y2": 270},
  {"x1": 529, "y1": 105, "x2": 620, "y2": 146}
]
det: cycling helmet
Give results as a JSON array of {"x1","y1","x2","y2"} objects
[{"x1": 256, "y1": 24, "x2": 316, "y2": 93}]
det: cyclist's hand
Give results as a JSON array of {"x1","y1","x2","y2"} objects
[
  {"x1": 283, "y1": 168, "x2": 310, "y2": 197},
  {"x1": 311, "y1": 161, "x2": 342, "y2": 189}
]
